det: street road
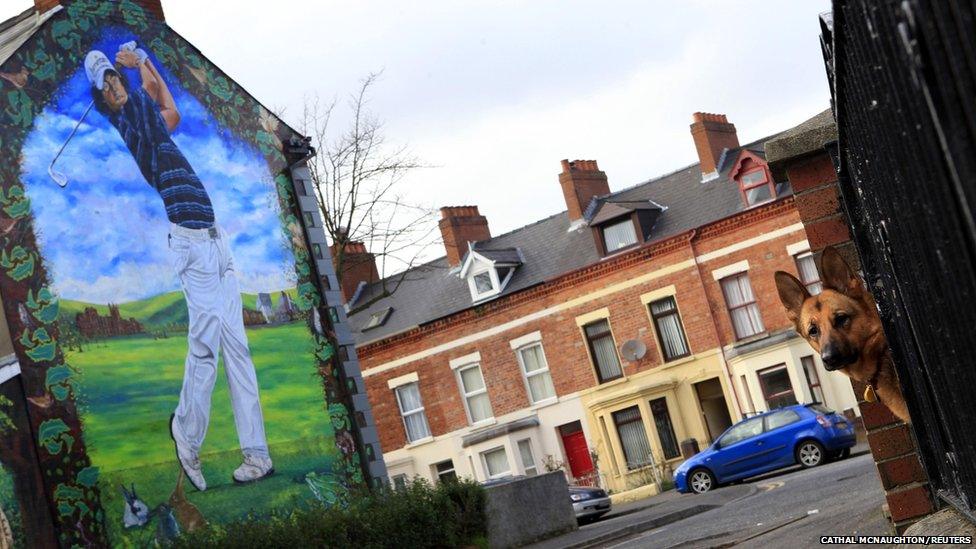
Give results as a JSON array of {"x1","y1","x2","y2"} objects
[{"x1": 600, "y1": 452, "x2": 889, "y2": 548}]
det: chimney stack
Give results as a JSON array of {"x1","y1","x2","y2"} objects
[
  {"x1": 35, "y1": 1, "x2": 166, "y2": 20},
  {"x1": 690, "y1": 112, "x2": 739, "y2": 181},
  {"x1": 439, "y1": 206, "x2": 491, "y2": 267},
  {"x1": 559, "y1": 159, "x2": 610, "y2": 222},
  {"x1": 330, "y1": 241, "x2": 379, "y2": 303},
  {"x1": 33, "y1": 0, "x2": 59, "y2": 14}
]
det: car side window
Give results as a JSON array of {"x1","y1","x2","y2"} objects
[
  {"x1": 765, "y1": 410, "x2": 801, "y2": 431},
  {"x1": 718, "y1": 417, "x2": 764, "y2": 447}
]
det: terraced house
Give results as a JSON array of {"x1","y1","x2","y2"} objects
[{"x1": 347, "y1": 111, "x2": 859, "y2": 494}]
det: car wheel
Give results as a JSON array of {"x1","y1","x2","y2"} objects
[
  {"x1": 689, "y1": 469, "x2": 715, "y2": 494},
  {"x1": 796, "y1": 440, "x2": 826, "y2": 468}
]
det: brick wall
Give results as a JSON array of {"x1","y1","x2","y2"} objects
[
  {"x1": 362, "y1": 199, "x2": 808, "y2": 453},
  {"x1": 783, "y1": 151, "x2": 934, "y2": 533}
]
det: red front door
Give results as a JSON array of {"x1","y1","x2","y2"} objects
[{"x1": 561, "y1": 430, "x2": 594, "y2": 479}]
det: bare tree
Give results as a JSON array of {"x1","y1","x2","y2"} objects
[{"x1": 293, "y1": 72, "x2": 439, "y2": 312}]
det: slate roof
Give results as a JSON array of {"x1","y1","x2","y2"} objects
[{"x1": 349, "y1": 134, "x2": 794, "y2": 346}]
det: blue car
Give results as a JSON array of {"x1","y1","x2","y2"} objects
[{"x1": 673, "y1": 403, "x2": 856, "y2": 494}]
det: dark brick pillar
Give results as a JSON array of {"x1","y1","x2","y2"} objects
[{"x1": 782, "y1": 147, "x2": 934, "y2": 533}]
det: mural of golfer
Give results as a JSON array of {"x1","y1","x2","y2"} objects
[{"x1": 80, "y1": 42, "x2": 274, "y2": 491}]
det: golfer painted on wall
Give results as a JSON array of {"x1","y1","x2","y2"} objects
[{"x1": 84, "y1": 43, "x2": 273, "y2": 491}]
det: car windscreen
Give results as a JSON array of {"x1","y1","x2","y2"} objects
[{"x1": 807, "y1": 403, "x2": 835, "y2": 415}]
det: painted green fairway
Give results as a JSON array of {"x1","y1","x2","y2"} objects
[{"x1": 67, "y1": 322, "x2": 340, "y2": 543}]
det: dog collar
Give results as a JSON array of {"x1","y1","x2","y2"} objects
[{"x1": 864, "y1": 354, "x2": 884, "y2": 403}]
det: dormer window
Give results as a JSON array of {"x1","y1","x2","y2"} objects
[
  {"x1": 602, "y1": 219, "x2": 638, "y2": 252},
  {"x1": 458, "y1": 246, "x2": 523, "y2": 303},
  {"x1": 729, "y1": 151, "x2": 777, "y2": 208},
  {"x1": 586, "y1": 200, "x2": 665, "y2": 258}
]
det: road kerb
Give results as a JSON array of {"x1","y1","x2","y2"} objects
[{"x1": 563, "y1": 504, "x2": 719, "y2": 549}]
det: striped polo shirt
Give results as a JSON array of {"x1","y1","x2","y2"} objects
[{"x1": 108, "y1": 86, "x2": 215, "y2": 229}]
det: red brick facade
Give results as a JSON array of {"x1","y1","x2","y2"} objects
[{"x1": 361, "y1": 198, "x2": 808, "y2": 453}]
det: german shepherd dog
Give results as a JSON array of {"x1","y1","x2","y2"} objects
[{"x1": 775, "y1": 247, "x2": 910, "y2": 423}]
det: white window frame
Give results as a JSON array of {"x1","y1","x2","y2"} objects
[
  {"x1": 517, "y1": 439, "x2": 538, "y2": 476},
  {"x1": 514, "y1": 341, "x2": 556, "y2": 405},
  {"x1": 467, "y1": 265, "x2": 500, "y2": 300},
  {"x1": 455, "y1": 362, "x2": 494, "y2": 425},
  {"x1": 481, "y1": 446, "x2": 511, "y2": 479},
  {"x1": 434, "y1": 459, "x2": 457, "y2": 483},
  {"x1": 394, "y1": 382, "x2": 431, "y2": 444}
]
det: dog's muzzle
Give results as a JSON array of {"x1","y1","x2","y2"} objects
[{"x1": 821, "y1": 344, "x2": 858, "y2": 371}]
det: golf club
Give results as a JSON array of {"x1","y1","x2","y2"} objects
[{"x1": 48, "y1": 99, "x2": 95, "y2": 188}]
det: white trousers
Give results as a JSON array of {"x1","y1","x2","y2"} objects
[{"x1": 169, "y1": 223, "x2": 270, "y2": 459}]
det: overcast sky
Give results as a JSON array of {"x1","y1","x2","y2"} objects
[{"x1": 168, "y1": 1, "x2": 831, "y2": 260}]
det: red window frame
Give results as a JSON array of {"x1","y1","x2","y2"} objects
[{"x1": 737, "y1": 166, "x2": 776, "y2": 207}]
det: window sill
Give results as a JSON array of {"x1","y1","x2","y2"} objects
[
  {"x1": 595, "y1": 376, "x2": 630, "y2": 390},
  {"x1": 528, "y1": 397, "x2": 559, "y2": 411},
  {"x1": 733, "y1": 332, "x2": 770, "y2": 347},
  {"x1": 659, "y1": 354, "x2": 698, "y2": 370},
  {"x1": 405, "y1": 436, "x2": 435, "y2": 449},
  {"x1": 469, "y1": 418, "x2": 497, "y2": 430}
]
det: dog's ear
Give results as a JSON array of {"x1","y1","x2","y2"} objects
[
  {"x1": 820, "y1": 246, "x2": 864, "y2": 296},
  {"x1": 775, "y1": 271, "x2": 809, "y2": 324}
]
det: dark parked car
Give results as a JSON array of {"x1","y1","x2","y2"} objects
[
  {"x1": 570, "y1": 485, "x2": 611, "y2": 523},
  {"x1": 673, "y1": 403, "x2": 856, "y2": 494}
]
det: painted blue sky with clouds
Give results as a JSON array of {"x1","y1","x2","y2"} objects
[{"x1": 21, "y1": 27, "x2": 296, "y2": 304}]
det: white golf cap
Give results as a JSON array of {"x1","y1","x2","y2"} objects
[{"x1": 84, "y1": 50, "x2": 113, "y2": 90}]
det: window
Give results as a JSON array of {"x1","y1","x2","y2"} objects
[
  {"x1": 602, "y1": 219, "x2": 639, "y2": 252},
  {"x1": 739, "y1": 168, "x2": 775, "y2": 207},
  {"x1": 650, "y1": 398, "x2": 680, "y2": 460},
  {"x1": 434, "y1": 460, "x2": 457, "y2": 483},
  {"x1": 394, "y1": 383, "x2": 431, "y2": 443},
  {"x1": 362, "y1": 307, "x2": 393, "y2": 331},
  {"x1": 473, "y1": 271, "x2": 494, "y2": 295},
  {"x1": 795, "y1": 253, "x2": 823, "y2": 295},
  {"x1": 720, "y1": 272, "x2": 765, "y2": 339},
  {"x1": 717, "y1": 416, "x2": 764, "y2": 447},
  {"x1": 482, "y1": 447, "x2": 510, "y2": 478},
  {"x1": 612, "y1": 406, "x2": 653, "y2": 469},
  {"x1": 584, "y1": 319, "x2": 623, "y2": 382},
  {"x1": 649, "y1": 297, "x2": 690, "y2": 361},
  {"x1": 801, "y1": 356, "x2": 825, "y2": 403},
  {"x1": 517, "y1": 439, "x2": 538, "y2": 476},
  {"x1": 303, "y1": 211, "x2": 316, "y2": 226},
  {"x1": 391, "y1": 474, "x2": 407, "y2": 490},
  {"x1": 457, "y1": 364, "x2": 493, "y2": 424},
  {"x1": 764, "y1": 409, "x2": 802, "y2": 431},
  {"x1": 312, "y1": 243, "x2": 324, "y2": 260},
  {"x1": 517, "y1": 343, "x2": 556, "y2": 404},
  {"x1": 758, "y1": 364, "x2": 798, "y2": 410}
]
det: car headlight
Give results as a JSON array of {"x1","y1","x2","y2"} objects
[{"x1": 570, "y1": 493, "x2": 588, "y2": 502}]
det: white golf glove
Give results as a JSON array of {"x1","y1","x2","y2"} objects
[{"x1": 119, "y1": 41, "x2": 148, "y2": 65}]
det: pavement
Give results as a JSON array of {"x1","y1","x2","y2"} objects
[{"x1": 529, "y1": 443, "x2": 890, "y2": 549}]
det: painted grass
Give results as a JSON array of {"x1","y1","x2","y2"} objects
[
  {"x1": 61, "y1": 289, "x2": 300, "y2": 331},
  {"x1": 66, "y1": 323, "x2": 340, "y2": 544}
]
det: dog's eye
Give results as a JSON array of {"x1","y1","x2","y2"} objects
[
  {"x1": 833, "y1": 313, "x2": 850, "y2": 328},
  {"x1": 807, "y1": 325, "x2": 819, "y2": 338}
]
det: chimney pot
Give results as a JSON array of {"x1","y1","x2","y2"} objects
[
  {"x1": 559, "y1": 159, "x2": 610, "y2": 222},
  {"x1": 690, "y1": 111, "x2": 739, "y2": 180},
  {"x1": 439, "y1": 206, "x2": 491, "y2": 267}
]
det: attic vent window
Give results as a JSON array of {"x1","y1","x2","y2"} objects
[
  {"x1": 602, "y1": 219, "x2": 638, "y2": 252},
  {"x1": 362, "y1": 307, "x2": 393, "y2": 331},
  {"x1": 458, "y1": 247, "x2": 523, "y2": 303}
]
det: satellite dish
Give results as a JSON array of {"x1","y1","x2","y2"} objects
[{"x1": 620, "y1": 339, "x2": 647, "y2": 362}]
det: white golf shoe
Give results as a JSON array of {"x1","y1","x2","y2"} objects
[
  {"x1": 233, "y1": 455, "x2": 274, "y2": 484},
  {"x1": 169, "y1": 414, "x2": 207, "y2": 491}
]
